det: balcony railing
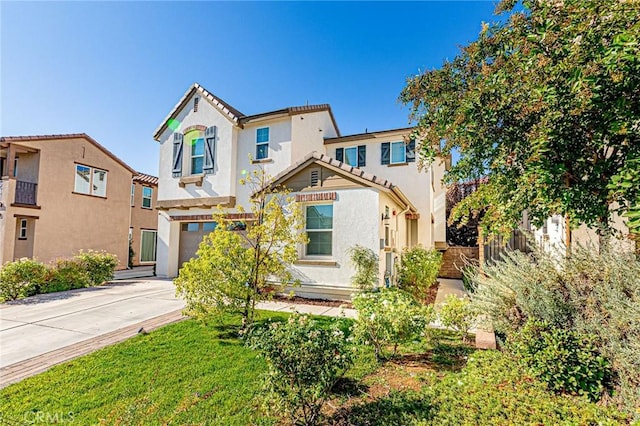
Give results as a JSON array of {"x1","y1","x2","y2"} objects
[{"x1": 15, "y1": 180, "x2": 37, "y2": 206}]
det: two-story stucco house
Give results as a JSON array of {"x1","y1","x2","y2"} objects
[
  {"x1": 154, "y1": 83, "x2": 447, "y2": 299},
  {"x1": 130, "y1": 172, "x2": 159, "y2": 267},
  {"x1": 0, "y1": 134, "x2": 136, "y2": 268}
]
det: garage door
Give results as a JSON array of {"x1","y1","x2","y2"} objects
[{"x1": 178, "y1": 222, "x2": 217, "y2": 268}]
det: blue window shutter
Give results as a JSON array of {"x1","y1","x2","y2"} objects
[
  {"x1": 172, "y1": 133, "x2": 184, "y2": 177},
  {"x1": 406, "y1": 139, "x2": 416, "y2": 163},
  {"x1": 204, "y1": 126, "x2": 216, "y2": 174},
  {"x1": 335, "y1": 147, "x2": 344, "y2": 162},
  {"x1": 357, "y1": 145, "x2": 366, "y2": 167},
  {"x1": 381, "y1": 142, "x2": 390, "y2": 165}
]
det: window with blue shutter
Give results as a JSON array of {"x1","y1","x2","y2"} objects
[
  {"x1": 204, "y1": 126, "x2": 216, "y2": 174},
  {"x1": 406, "y1": 139, "x2": 416, "y2": 163},
  {"x1": 172, "y1": 133, "x2": 184, "y2": 177},
  {"x1": 381, "y1": 142, "x2": 390, "y2": 165},
  {"x1": 357, "y1": 145, "x2": 366, "y2": 167},
  {"x1": 337, "y1": 145, "x2": 366, "y2": 167}
]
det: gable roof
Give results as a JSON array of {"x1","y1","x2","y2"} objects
[
  {"x1": 261, "y1": 151, "x2": 416, "y2": 211},
  {"x1": 153, "y1": 83, "x2": 245, "y2": 140},
  {"x1": 324, "y1": 126, "x2": 413, "y2": 145},
  {"x1": 153, "y1": 83, "x2": 341, "y2": 141},
  {"x1": 240, "y1": 104, "x2": 341, "y2": 136},
  {"x1": 134, "y1": 172, "x2": 159, "y2": 186},
  {"x1": 0, "y1": 133, "x2": 136, "y2": 175}
]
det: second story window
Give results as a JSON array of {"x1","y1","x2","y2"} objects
[
  {"x1": 335, "y1": 145, "x2": 366, "y2": 167},
  {"x1": 74, "y1": 164, "x2": 108, "y2": 197},
  {"x1": 381, "y1": 140, "x2": 416, "y2": 165},
  {"x1": 191, "y1": 138, "x2": 204, "y2": 174},
  {"x1": 142, "y1": 187, "x2": 153, "y2": 209},
  {"x1": 131, "y1": 184, "x2": 135, "y2": 206},
  {"x1": 256, "y1": 127, "x2": 269, "y2": 160},
  {"x1": 391, "y1": 141, "x2": 406, "y2": 164}
]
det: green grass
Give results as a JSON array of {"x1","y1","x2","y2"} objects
[
  {"x1": 0, "y1": 312, "x2": 629, "y2": 426},
  {"x1": 0, "y1": 312, "x2": 289, "y2": 425}
]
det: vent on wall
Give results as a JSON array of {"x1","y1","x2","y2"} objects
[
  {"x1": 310, "y1": 170, "x2": 320, "y2": 187},
  {"x1": 194, "y1": 97, "x2": 199, "y2": 112}
]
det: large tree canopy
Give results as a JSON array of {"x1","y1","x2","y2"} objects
[{"x1": 401, "y1": 0, "x2": 640, "y2": 237}]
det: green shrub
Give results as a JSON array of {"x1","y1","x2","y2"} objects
[
  {"x1": 397, "y1": 246, "x2": 442, "y2": 301},
  {"x1": 347, "y1": 245, "x2": 379, "y2": 289},
  {"x1": 45, "y1": 259, "x2": 91, "y2": 293},
  {"x1": 508, "y1": 319, "x2": 609, "y2": 401},
  {"x1": 246, "y1": 314, "x2": 353, "y2": 426},
  {"x1": 74, "y1": 250, "x2": 118, "y2": 286},
  {"x1": 472, "y1": 244, "x2": 640, "y2": 416},
  {"x1": 418, "y1": 350, "x2": 627, "y2": 425},
  {"x1": 0, "y1": 259, "x2": 49, "y2": 301},
  {"x1": 352, "y1": 288, "x2": 432, "y2": 361},
  {"x1": 438, "y1": 295, "x2": 475, "y2": 343}
]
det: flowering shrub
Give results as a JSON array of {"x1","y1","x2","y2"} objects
[
  {"x1": 0, "y1": 258, "x2": 49, "y2": 301},
  {"x1": 45, "y1": 259, "x2": 91, "y2": 293},
  {"x1": 397, "y1": 246, "x2": 442, "y2": 301},
  {"x1": 352, "y1": 288, "x2": 432, "y2": 361},
  {"x1": 246, "y1": 314, "x2": 353, "y2": 426},
  {"x1": 74, "y1": 250, "x2": 118, "y2": 286},
  {"x1": 439, "y1": 294, "x2": 475, "y2": 342}
]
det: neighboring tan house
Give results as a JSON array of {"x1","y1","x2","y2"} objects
[
  {"x1": 130, "y1": 172, "x2": 158, "y2": 267},
  {"x1": 0, "y1": 134, "x2": 136, "y2": 269},
  {"x1": 153, "y1": 83, "x2": 448, "y2": 299}
]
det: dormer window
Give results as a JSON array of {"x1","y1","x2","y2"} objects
[{"x1": 256, "y1": 127, "x2": 269, "y2": 160}]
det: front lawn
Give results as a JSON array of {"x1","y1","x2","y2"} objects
[{"x1": 0, "y1": 311, "x2": 629, "y2": 425}]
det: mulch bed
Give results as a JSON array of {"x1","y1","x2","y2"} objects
[{"x1": 274, "y1": 294, "x2": 353, "y2": 309}]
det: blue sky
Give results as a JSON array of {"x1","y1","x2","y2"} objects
[{"x1": 1, "y1": 1, "x2": 498, "y2": 175}]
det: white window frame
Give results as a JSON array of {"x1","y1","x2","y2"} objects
[
  {"x1": 142, "y1": 186, "x2": 153, "y2": 209},
  {"x1": 256, "y1": 127, "x2": 269, "y2": 160},
  {"x1": 74, "y1": 164, "x2": 108, "y2": 197},
  {"x1": 343, "y1": 146, "x2": 358, "y2": 166},
  {"x1": 190, "y1": 137, "x2": 205, "y2": 175},
  {"x1": 139, "y1": 229, "x2": 157, "y2": 263},
  {"x1": 390, "y1": 141, "x2": 407, "y2": 164},
  {"x1": 18, "y1": 219, "x2": 27, "y2": 240},
  {"x1": 304, "y1": 203, "x2": 333, "y2": 257},
  {"x1": 131, "y1": 184, "x2": 135, "y2": 206}
]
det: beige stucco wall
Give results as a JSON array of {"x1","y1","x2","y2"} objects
[
  {"x1": 130, "y1": 181, "x2": 158, "y2": 265},
  {"x1": 323, "y1": 129, "x2": 448, "y2": 249},
  {"x1": 2, "y1": 136, "x2": 133, "y2": 269}
]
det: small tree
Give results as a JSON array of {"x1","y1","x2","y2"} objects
[
  {"x1": 347, "y1": 245, "x2": 379, "y2": 289},
  {"x1": 174, "y1": 169, "x2": 306, "y2": 328}
]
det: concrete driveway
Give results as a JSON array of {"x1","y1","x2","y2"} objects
[{"x1": 0, "y1": 279, "x2": 184, "y2": 370}]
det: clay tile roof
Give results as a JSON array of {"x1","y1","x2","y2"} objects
[
  {"x1": 133, "y1": 172, "x2": 159, "y2": 186},
  {"x1": 259, "y1": 151, "x2": 415, "y2": 211},
  {"x1": 153, "y1": 83, "x2": 341, "y2": 141},
  {"x1": 0, "y1": 133, "x2": 136, "y2": 175},
  {"x1": 323, "y1": 126, "x2": 414, "y2": 145}
]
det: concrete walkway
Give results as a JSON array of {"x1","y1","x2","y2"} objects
[{"x1": 433, "y1": 278, "x2": 497, "y2": 350}]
